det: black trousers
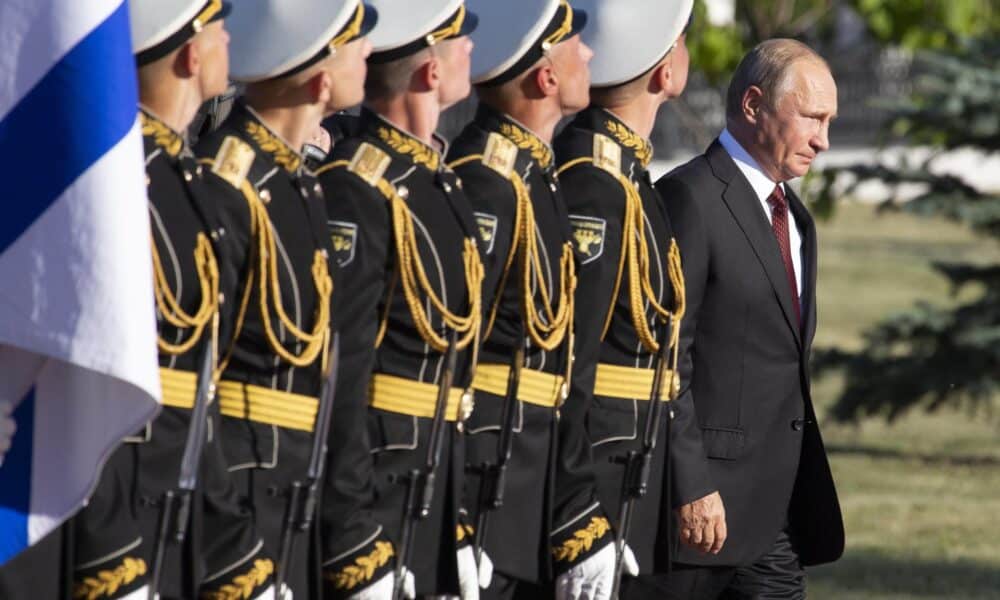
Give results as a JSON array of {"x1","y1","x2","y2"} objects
[{"x1": 624, "y1": 529, "x2": 805, "y2": 600}]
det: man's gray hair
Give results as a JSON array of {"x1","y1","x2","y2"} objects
[{"x1": 725, "y1": 39, "x2": 828, "y2": 122}]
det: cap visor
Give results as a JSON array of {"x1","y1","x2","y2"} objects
[
  {"x1": 214, "y1": 1, "x2": 232, "y2": 22},
  {"x1": 458, "y1": 9, "x2": 479, "y2": 37},
  {"x1": 359, "y1": 3, "x2": 379, "y2": 37},
  {"x1": 570, "y1": 8, "x2": 587, "y2": 36}
]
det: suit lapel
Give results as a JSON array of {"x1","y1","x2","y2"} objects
[{"x1": 706, "y1": 141, "x2": 802, "y2": 349}]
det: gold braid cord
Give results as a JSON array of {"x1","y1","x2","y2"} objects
[
  {"x1": 559, "y1": 158, "x2": 686, "y2": 352},
  {"x1": 496, "y1": 173, "x2": 575, "y2": 351},
  {"x1": 374, "y1": 177, "x2": 483, "y2": 352},
  {"x1": 152, "y1": 232, "x2": 219, "y2": 356},
  {"x1": 245, "y1": 188, "x2": 333, "y2": 368}
]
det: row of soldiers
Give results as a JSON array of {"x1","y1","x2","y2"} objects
[{"x1": 22, "y1": 0, "x2": 701, "y2": 598}]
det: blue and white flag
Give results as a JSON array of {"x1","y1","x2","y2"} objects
[{"x1": 0, "y1": 0, "x2": 161, "y2": 565}]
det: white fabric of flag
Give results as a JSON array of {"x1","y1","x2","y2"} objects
[{"x1": 0, "y1": 0, "x2": 161, "y2": 566}]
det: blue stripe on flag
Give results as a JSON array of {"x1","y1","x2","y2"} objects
[
  {"x1": 0, "y1": 1, "x2": 137, "y2": 254},
  {"x1": 0, "y1": 389, "x2": 36, "y2": 565}
]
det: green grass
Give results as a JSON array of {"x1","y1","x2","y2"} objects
[{"x1": 805, "y1": 203, "x2": 1000, "y2": 599}]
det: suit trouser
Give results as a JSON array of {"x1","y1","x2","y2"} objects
[{"x1": 623, "y1": 529, "x2": 805, "y2": 600}]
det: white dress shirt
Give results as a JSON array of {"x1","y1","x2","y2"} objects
[{"x1": 718, "y1": 129, "x2": 803, "y2": 303}]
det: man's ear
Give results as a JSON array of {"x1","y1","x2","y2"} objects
[
  {"x1": 534, "y1": 59, "x2": 559, "y2": 98},
  {"x1": 176, "y1": 41, "x2": 199, "y2": 78},
  {"x1": 742, "y1": 85, "x2": 764, "y2": 124},
  {"x1": 308, "y1": 69, "x2": 332, "y2": 104},
  {"x1": 420, "y1": 55, "x2": 441, "y2": 93}
]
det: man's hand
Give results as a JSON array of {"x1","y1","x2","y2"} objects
[{"x1": 676, "y1": 491, "x2": 726, "y2": 555}]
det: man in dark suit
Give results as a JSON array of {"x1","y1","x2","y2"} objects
[{"x1": 648, "y1": 39, "x2": 845, "y2": 598}]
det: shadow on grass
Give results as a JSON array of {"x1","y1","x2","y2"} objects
[
  {"x1": 809, "y1": 549, "x2": 1000, "y2": 599},
  {"x1": 826, "y1": 443, "x2": 1000, "y2": 467}
]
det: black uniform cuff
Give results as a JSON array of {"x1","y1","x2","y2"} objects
[
  {"x1": 550, "y1": 503, "x2": 614, "y2": 575},
  {"x1": 322, "y1": 533, "x2": 396, "y2": 598},
  {"x1": 199, "y1": 545, "x2": 275, "y2": 599}
]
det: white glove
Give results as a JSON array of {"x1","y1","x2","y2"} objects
[
  {"x1": 555, "y1": 543, "x2": 617, "y2": 600},
  {"x1": 346, "y1": 568, "x2": 415, "y2": 600},
  {"x1": 457, "y1": 546, "x2": 480, "y2": 600},
  {"x1": 0, "y1": 401, "x2": 16, "y2": 467},
  {"x1": 272, "y1": 583, "x2": 293, "y2": 600},
  {"x1": 621, "y1": 544, "x2": 639, "y2": 577},
  {"x1": 477, "y1": 548, "x2": 493, "y2": 589}
]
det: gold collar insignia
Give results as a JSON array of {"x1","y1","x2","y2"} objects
[
  {"x1": 377, "y1": 126, "x2": 441, "y2": 171},
  {"x1": 245, "y1": 120, "x2": 302, "y2": 173},
  {"x1": 604, "y1": 120, "x2": 653, "y2": 168},
  {"x1": 498, "y1": 122, "x2": 553, "y2": 169},
  {"x1": 140, "y1": 111, "x2": 183, "y2": 157}
]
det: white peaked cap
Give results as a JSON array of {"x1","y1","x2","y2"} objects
[
  {"x1": 577, "y1": 0, "x2": 693, "y2": 87},
  {"x1": 130, "y1": 0, "x2": 230, "y2": 62},
  {"x1": 366, "y1": 0, "x2": 475, "y2": 59},
  {"x1": 227, "y1": 0, "x2": 375, "y2": 82}
]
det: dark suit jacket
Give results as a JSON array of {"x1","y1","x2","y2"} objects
[{"x1": 654, "y1": 140, "x2": 844, "y2": 567}]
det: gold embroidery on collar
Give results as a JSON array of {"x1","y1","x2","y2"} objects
[
  {"x1": 201, "y1": 559, "x2": 274, "y2": 600},
  {"x1": 141, "y1": 113, "x2": 183, "y2": 157},
  {"x1": 552, "y1": 516, "x2": 611, "y2": 563},
  {"x1": 327, "y1": 541, "x2": 395, "y2": 590},
  {"x1": 377, "y1": 126, "x2": 440, "y2": 171},
  {"x1": 73, "y1": 556, "x2": 147, "y2": 599},
  {"x1": 499, "y1": 122, "x2": 553, "y2": 169},
  {"x1": 605, "y1": 120, "x2": 653, "y2": 167},
  {"x1": 246, "y1": 121, "x2": 302, "y2": 173}
]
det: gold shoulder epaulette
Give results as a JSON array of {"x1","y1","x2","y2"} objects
[
  {"x1": 482, "y1": 132, "x2": 518, "y2": 178},
  {"x1": 211, "y1": 136, "x2": 255, "y2": 188},
  {"x1": 592, "y1": 133, "x2": 622, "y2": 175},
  {"x1": 348, "y1": 142, "x2": 391, "y2": 186}
]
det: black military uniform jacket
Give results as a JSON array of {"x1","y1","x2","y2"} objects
[
  {"x1": 554, "y1": 107, "x2": 687, "y2": 572},
  {"x1": 448, "y1": 105, "x2": 610, "y2": 582},
  {"x1": 71, "y1": 109, "x2": 274, "y2": 600},
  {"x1": 315, "y1": 109, "x2": 481, "y2": 596},
  {"x1": 196, "y1": 102, "x2": 337, "y2": 598}
]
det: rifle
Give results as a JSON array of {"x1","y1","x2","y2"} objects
[
  {"x1": 274, "y1": 333, "x2": 341, "y2": 599},
  {"x1": 609, "y1": 316, "x2": 677, "y2": 600},
  {"x1": 149, "y1": 334, "x2": 216, "y2": 600},
  {"x1": 472, "y1": 327, "x2": 525, "y2": 565},
  {"x1": 392, "y1": 330, "x2": 459, "y2": 600}
]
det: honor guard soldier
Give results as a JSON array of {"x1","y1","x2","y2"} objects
[
  {"x1": 446, "y1": 2, "x2": 624, "y2": 598},
  {"x1": 66, "y1": 2, "x2": 280, "y2": 599},
  {"x1": 552, "y1": 0, "x2": 694, "y2": 596},
  {"x1": 314, "y1": 1, "x2": 484, "y2": 597},
  {"x1": 194, "y1": 0, "x2": 376, "y2": 597}
]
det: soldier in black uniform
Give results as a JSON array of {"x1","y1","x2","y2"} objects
[
  {"x1": 194, "y1": 1, "x2": 376, "y2": 597},
  {"x1": 554, "y1": 0, "x2": 694, "y2": 596},
  {"x1": 314, "y1": 1, "x2": 483, "y2": 597},
  {"x1": 65, "y1": 2, "x2": 278, "y2": 599},
  {"x1": 447, "y1": 2, "x2": 624, "y2": 598}
]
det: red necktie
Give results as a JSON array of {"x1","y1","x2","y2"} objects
[{"x1": 767, "y1": 185, "x2": 801, "y2": 326}]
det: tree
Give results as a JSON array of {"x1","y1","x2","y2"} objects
[{"x1": 808, "y1": 39, "x2": 1000, "y2": 422}]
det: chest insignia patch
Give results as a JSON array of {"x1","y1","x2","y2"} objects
[
  {"x1": 474, "y1": 212, "x2": 499, "y2": 255},
  {"x1": 328, "y1": 220, "x2": 358, "y2": 267},
  {"x1": 569, "y1": 214, "x2": 607, "y2": 264}
]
